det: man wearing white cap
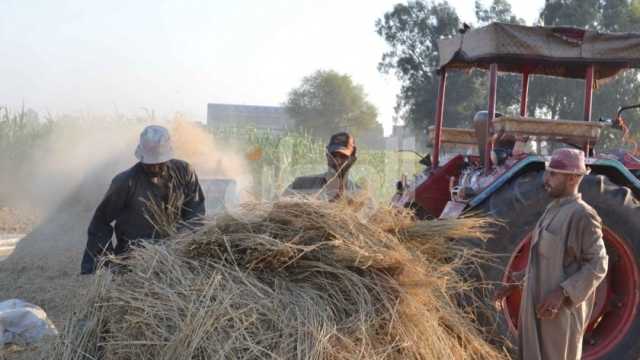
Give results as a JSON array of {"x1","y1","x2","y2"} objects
[
  {"x1": 495, "y1": 148, "x2": 608, "y2": 360},
  {"x1": 80, "y1": 125, "x2": 205, "y2": 274}
]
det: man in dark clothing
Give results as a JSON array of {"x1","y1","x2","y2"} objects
[
  {"x1": 283, "y1": 132, "x2": 361, "y2": 201},
  {"x1": 80, "y1": 125, "x2": 205, "y2": 274}
]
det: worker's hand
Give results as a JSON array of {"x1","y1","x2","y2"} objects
[
  {"x1": 536, "y1": 287, "x2": 566, "y2": 320},
  {"x1": 341, "y1": 146, "x2": 358, "y2": 175},
  {"x1": 493, "y1": 283, "x2": 518, "y2": 310}
]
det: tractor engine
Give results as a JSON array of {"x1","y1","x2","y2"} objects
[{"x1": 450, "y1": 111, "x2": 516, "y2": 201}]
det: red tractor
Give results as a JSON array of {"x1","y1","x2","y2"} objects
[{"x1": 392, "y1": 23, "x2": 640, "y2": 359}]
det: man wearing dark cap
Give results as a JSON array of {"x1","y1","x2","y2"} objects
[{"x1": 283, "y1": 132, "x2": 361, "y2": 201}]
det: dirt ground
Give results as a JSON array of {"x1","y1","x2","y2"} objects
[{"x1": 0, "y1": 205, "x2": 94, "y2": 359}]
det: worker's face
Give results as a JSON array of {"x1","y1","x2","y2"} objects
[
  {"x1": 543, "y1": 170, "x2": 581, "y2": 198},
  {"x1": 142, "y1": 162, "x2": 167, "y2": 178},
  {"x1": 327, "y1": 152, "x2": 350, "y2": 172}
]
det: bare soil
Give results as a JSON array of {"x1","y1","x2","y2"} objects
[{"x1": 0, "y1": 207, "x2": 92, "y2": 359}]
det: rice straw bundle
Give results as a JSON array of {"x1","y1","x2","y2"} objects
[{"x1": 53, "y1": 200, "x2": 505, "y2": 360}]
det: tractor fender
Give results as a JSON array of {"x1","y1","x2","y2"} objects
[
  {"x1": 467, "y1": 155, "x2": 545, "y2": 211},
  {"x1": 589, "y1": 159, "x2": 640, "y2": 199},
  {"x1": 467, "y1": 156, "x2": 640, "y2": 212}
]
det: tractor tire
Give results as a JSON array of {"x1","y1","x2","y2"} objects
[{"x1": 474, "y1": 170, "x2": 640, "y2": 359}]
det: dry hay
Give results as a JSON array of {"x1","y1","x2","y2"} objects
[{"x1": 53, "y1": 200, "x2": 505, "y2": 360}]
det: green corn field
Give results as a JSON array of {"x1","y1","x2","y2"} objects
[
  {"x1": 0, "y1": 107, "x2": 53, "y2": 165},
  {"x1": 0, "y1": 109, "x2": 422, "y2": 204},
  {"x1": 208, "y1": 126, "x2": 422, "y2": 201}
]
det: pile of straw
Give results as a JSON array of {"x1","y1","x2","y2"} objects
[{"x1": 54, "y1": 200, "x2": 504, "y2": 360}]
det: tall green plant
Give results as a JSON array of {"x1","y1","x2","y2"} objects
[{"x1": 209, "y1": 125, "x2": 420, "y2": 202}]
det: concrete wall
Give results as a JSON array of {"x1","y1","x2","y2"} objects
[{"x1": 207, "y1": 103, "x2": 294, "y2": 132}]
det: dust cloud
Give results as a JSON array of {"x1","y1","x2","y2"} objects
[
  {"x1": 171, "y1": 118, "x2": 252, "y2": 192},
  {"x1": 2, "y1": 115, "x2": 251, "y2": 222},
  {"x1": 0, "y1": 114, "x2": 251, "y2": 334},
  {"x1": 1, "y1": 117, "x2": 142, "y2": 216}
]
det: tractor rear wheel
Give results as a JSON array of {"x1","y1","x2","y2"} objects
[{"x1": 476, "y1": 170, "x2": 640, "y2": 359}]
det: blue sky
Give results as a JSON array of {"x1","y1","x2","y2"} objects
[{"x1": 0, "y1": 0, "x2": 544, "y2": 135}]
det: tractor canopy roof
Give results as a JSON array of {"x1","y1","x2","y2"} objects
[{"x1": 438, "y1": 22, "x2": 640, "y2": 80}]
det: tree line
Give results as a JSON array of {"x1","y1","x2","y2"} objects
[{"x1": 376, "y1": 0, "x2": 640, "y2": 149}]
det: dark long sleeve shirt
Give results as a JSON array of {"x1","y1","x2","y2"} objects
[{"x1": 80, "y1": 159, "x2": 205, "y2": 274}]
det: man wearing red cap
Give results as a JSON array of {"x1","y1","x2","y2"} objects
[
  {"x1": 496, "y1": 148, "x2": 608, "y2": 360},
  {"x1": 283, "y1": 132, "x2": 362, "y2": 201}
]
